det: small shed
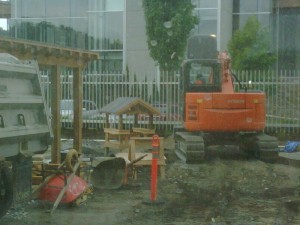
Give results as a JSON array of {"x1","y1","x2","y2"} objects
[
  {"x1": 99, "y1": 97, "x2": 160, "y2": 151},
  {"x1": 100, "y1": 97, "x2": 160, "y2": 129}
]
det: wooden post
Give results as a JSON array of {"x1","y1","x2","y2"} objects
[
  {"x1": 50, "y1": 65, "x2": 61, "y2": 164},
  {"x1": 118, "y1": 114, "x2": 123, "y2": 130},
  {"x1": 105, "y1": 113, "x2": 109, "y2": 128},
  {"x1": 73, "y1": 67, "x2": 83, "y2": 154},
  {"x1": 149, "y1": 114, "x2": 154, "y2": 129},
  {"x1": 134, "y1": 114, "x2": 138, "y2": 127}
]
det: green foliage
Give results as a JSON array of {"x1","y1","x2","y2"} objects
[
  {"x1": 228, "y1": 16, "x2": 276, "y2": 70},
  {"x1": 143, "y1": 0, "x2": 198, "y2": 71}
]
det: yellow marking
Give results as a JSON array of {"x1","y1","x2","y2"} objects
[{"x1": 197, "y1": 99, "x2": 203, "y2": 103}]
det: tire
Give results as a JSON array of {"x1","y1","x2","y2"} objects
[
  {"x1": 65, "y1": 149, "x2": 78, "y2": 172},
  {"x1": 0, "y1": 165, "x2": 13, "y2": 218}
]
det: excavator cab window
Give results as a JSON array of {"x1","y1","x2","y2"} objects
[{"x1": 182, "y1": 60, "x2": 221, "y2": 93}]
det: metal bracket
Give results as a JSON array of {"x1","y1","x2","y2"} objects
[
  {"x1": 17, "y1": 114, "x2": 26, "y2": 126},
  {"x1": 0, "y1": 115, "x2": 4, "y2": 128}
]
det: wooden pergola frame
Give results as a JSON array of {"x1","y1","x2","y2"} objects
[{"x1": 0, "y1": 36, "x2": 99, "y2": 164}]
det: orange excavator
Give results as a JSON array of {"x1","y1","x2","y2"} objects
[{"x1": 175, "y1": 35, "x2": 278, "y2": 163}]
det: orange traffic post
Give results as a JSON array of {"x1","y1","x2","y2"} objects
[
  {"x1": 150, "y1": 134, "x2": 159, "y2": 201},
  {"x1": 143, "y1": 134, "x2": 164, "y2": 205}
]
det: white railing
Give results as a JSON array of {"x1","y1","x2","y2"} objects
[
  {"x1": 40, "y1": 70, "x2": 300, "y2": 133},
  {"x1": 41, "y1": 71, "x2": 182, "y2": 131},
  {"x1": 234, "y1": 70, "x2": 300, "y2": 133}
]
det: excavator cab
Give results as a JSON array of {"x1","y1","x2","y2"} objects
[
  {"x1": 181, "y1": 35, "x2": 222, "y2": 94},
  {"x1": 182, "y1": 60, "x2": 222, "y2": 93}
]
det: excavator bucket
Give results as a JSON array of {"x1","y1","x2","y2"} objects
[{"x1": 91, "y1": 157, "x2": 127, "y2": 190}]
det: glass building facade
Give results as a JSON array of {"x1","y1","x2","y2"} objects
[
  {"x1": 2, "y1": 0, "x2": 300, "y2": 73},
  {"x1": 9, "y1": 0, "x2": 124, "y2": 72},
  {"x1": 10, "y1": 0, "x2": 88, "y2": 48}
]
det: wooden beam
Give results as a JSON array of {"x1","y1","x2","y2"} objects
[
  {"x1": 0, "y1": 36, "x2": 99, "y2": 68},
  {"x1": 73, "y1": 67, "x2": 83, "y2": 154},
  {"x1": 50, "y1": 65, "x2": 61, "y2": 164}
]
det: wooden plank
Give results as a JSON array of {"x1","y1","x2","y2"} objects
[
  {"x1": 103, "y1": 128, "x2": 132, "y2": 152},
  {"x1": 51, "y1": 157, "x2": 82, "y2": 214},
  {"x1": 103, "y1": 141, "x2": 130, "y2": 150},
  {"x1": 132, "y1": 128, "x2": 155, "y2": 137},
  {"x1": 116, "y1": 152, "x2": 166, "y2": 179},
  {"x1": 116, "y1": 136, "x2": 166, "y2": 179},
  {"x1": 104, "y1": 128, "x2": 131, "y2": 135},
  {"x1": 132, "y1": 128, "x2": 155, "y2": 133},
  {"x1": 116, "y1": 153, "x2": 166, "y2": 166},
  {"x1": 130, "y1": 137, "x2": 164, "y2": 141}
]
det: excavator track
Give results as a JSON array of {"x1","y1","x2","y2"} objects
[
  {"x1": 239, "y1": 133, "x2": 279, "y2": 163},
  {"x1": 175, "y1": 132, "x2": 205, "y2": 163},
  {"x1": 254, "y1": 133, "x2": 279, "y2": 162}
]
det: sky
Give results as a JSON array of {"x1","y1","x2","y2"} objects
[
  {"x1": 0, "y1": 19, "x2": 7, "y2": 30},
  {"x1": 0, "y1": 0, "x2": 9, "y2": 30}
]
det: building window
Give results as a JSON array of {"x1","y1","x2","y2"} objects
[
  {"x1": 89, "y1": 0, "x2": 124, "y2": 12},
  {"x1": 232, "y1": 13, "x2": 271, "y2": 31},
  {"x1": 192, "y1": 0, "x2": 218, "y2": 37},
  {"x1": 192, "y1": 0, "x2": 218, "y2": 8},
  {"x1": 233, "y1": 0, "x2": 272, "y2": 13},
  {"x1": 87, "y1": 0, "x2": 124, "y2": 73},
  {"x1": 276, "y1": 7, "x2": 300, "y2": 69},
  {"x1": 232, "y1": 0, "x2": 272, "y2": 31},
  {"x1": 88, "y1": 11, "x2": 123, "y2": 51},
  {"x1": 10, "y1": 0, "x2": 88, "y2": 49}
]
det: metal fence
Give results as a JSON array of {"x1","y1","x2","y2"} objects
[
  {"x1": 235, "y1": 70, "x2": 300, "y2": 134},
  {"x1": 40, "y1": 70, "x2": 300, "y2": 134}
]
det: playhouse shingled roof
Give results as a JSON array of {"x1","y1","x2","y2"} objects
[{"x1": 99, "y1": 97, "x2": 160, "y2": 115}]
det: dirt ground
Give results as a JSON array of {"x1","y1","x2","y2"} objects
[{"x1": 2, "y1": 137, "x2": 300, "y2": 225}]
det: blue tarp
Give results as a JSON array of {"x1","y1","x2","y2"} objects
[{"x1": 283, "y1": 141, "x2": 300, "y2": 153}]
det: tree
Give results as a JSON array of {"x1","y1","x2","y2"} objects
[
  {"x1": 228, "y1": 16, "x2": 276, "y2": 70},
  {"x1": 142, "y1": 0, "x2": 198, "y2": 71}
]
